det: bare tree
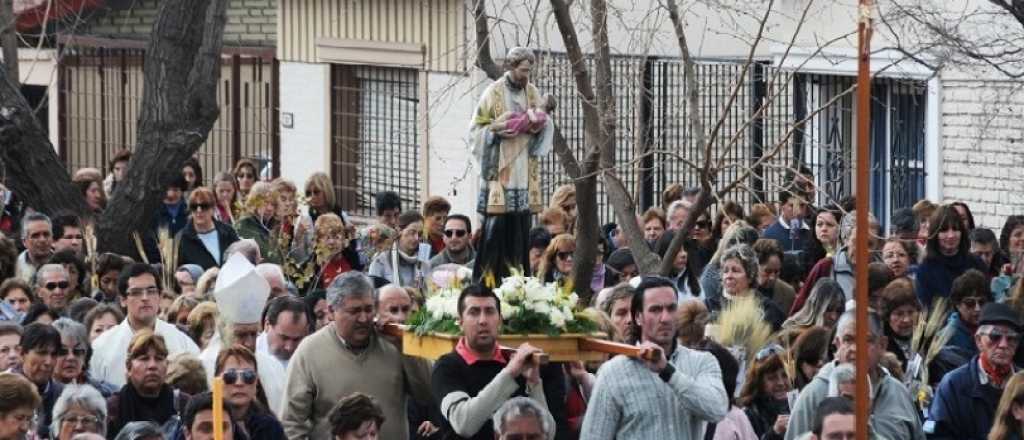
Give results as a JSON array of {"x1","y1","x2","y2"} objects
[
  {"x1": 0, "y1": 0, "x2": 228, "y2": 257},
  {"x1": 879, "y1": 0, "x2": 1024, "y2": 78}
]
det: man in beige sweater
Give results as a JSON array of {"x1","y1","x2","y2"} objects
[{"x1": 281, "y1": 272, "x2": 432, "y2": 439}]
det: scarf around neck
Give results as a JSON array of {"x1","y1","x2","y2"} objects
[
  {"x1": 981, "y1": 351, "x2": 1013, "y2": 388},
  {"x1": 116, "y1": 383, "x2": 177, "y2": 432}
]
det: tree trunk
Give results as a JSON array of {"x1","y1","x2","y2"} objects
[
  {"x1": 94, "y1": 0, "x2": 228, "y2": 256},
  {"x1": 0, "y1": 0, "x2": 17, "y2": 84},
  {"x1": 0, "y1": 72, "x2": 88, "y2": 217}
]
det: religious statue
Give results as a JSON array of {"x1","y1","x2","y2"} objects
[{"x1": 469, "y1": 47, "x2": 555, "y2": 284}]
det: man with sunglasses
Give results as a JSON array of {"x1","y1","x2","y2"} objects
[
  {"x1": 926, "y1": 302, "x2": 1022, "y2": 440},
  {"x1": 34, "y1": 264, "x2": 71, "y2": 316},
  {"x1": 428, "y1": 214, "x2": 476, "y2": 271},
  {"x1": 582, "y1": 276, "x2": 728, "y2": 439},
  {"x1": 785, "y1": 309, "x2": 922, "y2": 440}
]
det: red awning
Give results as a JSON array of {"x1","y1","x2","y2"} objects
[{"x1": 15, "y1": 0, "x2": 106, "y2": 32}]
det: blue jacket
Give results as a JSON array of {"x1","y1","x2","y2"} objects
[
  {"x1": 941, "y1": 312, "x2": 979, "y2": 359},
  {"x1": 926, "y1": 356, "x2": 1002, "y2": 440},
  {"x1": 916, "y1": 252, "x2": 986, "y2": 309},
  {"x1": 762, "y1": 218, "x2": 811, "y2": 253}
]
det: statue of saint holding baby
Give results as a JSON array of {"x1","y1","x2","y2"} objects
[{"x1": 468, "y1": 47, "x2": 556, "y2": 284}]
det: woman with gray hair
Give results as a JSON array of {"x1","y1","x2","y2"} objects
[
  {"x1": 112, "y1": 421, "x2": 163, "y2": 440},
  {"x1": 51, "y1": 318, "x2": 117, "y2": 397},
  {"x1": 708, "y1": 244, "x2": 786, "y2": 330},
  {"x1": 699, "y1": 221, "x2": 760, "y2": 311},
  {"x1": 492, "y1": 396, "x2": 555, "y2": 440},
  {"x1": 50, "y1": 384, "x2": 107, "y2": 440}
]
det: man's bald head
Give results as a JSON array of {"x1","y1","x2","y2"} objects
[{"x1": 377, "y1": 284, "x2": 414, "y2": 325}]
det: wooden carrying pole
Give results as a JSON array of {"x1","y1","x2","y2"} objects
[
  {"x1": 213, "y1": 377, "x2": 225, "y2": 440},
  {"x1": 855, "y1": 1, "x2": 873, "y2": 440}
]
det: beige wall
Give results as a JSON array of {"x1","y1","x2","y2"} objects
[{"x1": 277, "y1": 0, "x2": 467, "y2": 73}]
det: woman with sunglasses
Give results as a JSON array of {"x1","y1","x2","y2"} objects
[
  {"x1": 737, "y1": 346, "x2": 793, "y2": 440},
  {"x1": 233, "y1": 159, "x2": 260, "y2": 200},
  {"x1": 176, "y1": 187, "x2": 241, "y2": 270},
  {"x1": 536, "y1": 234, "x2": 575, "y2": 285},
  {"x1": 52, "y1": 319, "x2": 116, "y2": 397},
  {"x1": 939, "y1": 269, "x2": 992, "y2": 359},
  {"x1": 214, "y1": 345, "x2": 284, "y2": 440}
]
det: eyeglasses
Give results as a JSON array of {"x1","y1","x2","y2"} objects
[
  {"x1": 189, "y1": 202, "x2": 212, "y2": 212},
  {"x1": 444, "y1": 229, "x2": 468, "y2": 238},
  {"x1": 222, "y1": 368, "x2": 257, "y2": 385},
  {"x1": 61, "y1": 415, "x2": 100, "y2": 428},
  {"x1": 755, "y1": 344, "x2": 785, "y2": 362},
  {"x1": 962, "y1": 297, "x2": 988, "y2": 309},
  {"x1": 556, "y1": 251, "x2": 574, "y2": 261},
  {"x1": 55, "y1": 346, "x2": 87, "y2": 357},
  {"x1": 126, "y1": 286, "x2": 160, "y2": 297},
  {"x1": 984, "y1": 330, "x2": 1021, "y2": 345},
  {"x1": 44, "y1": 281, "x2": 69, "y2": 290}
]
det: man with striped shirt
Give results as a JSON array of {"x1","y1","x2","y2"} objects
[{"x1": 581, "y1": 276, "x2": 728, "y2": 439}]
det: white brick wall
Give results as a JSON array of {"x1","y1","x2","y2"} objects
[{"x1": 941, "y1": 74, "x2": 1024, "y2": 234}]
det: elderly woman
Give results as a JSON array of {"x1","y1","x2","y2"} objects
[
  {"x1": 782, "y1": 278, "x2": 846, "y2": 332},
  {"x1": 83, "y1": 304, "x2": 123, "y2": 344},
  {"x1": 536, "y1": 233, "x2": 576, "y2": 286},
  {"x1": 50, "y1": 250, "x2": 87, "y2": 303},
  {"x1": 368, "y1": 211, "x2": 430, "y2": 289},
  {"x1": 163, "y1": 296, "x2": 199, "y2": 328},
  {"x1": 52, "y1": 319, "x2": 117, "y2": 397},
  {"x1": 267, "y1": 178, "x2": 314, "y2": 265},
  {"x1": 166, "y1": 353, "x2": 208, "y2": 396},
  {"x1": 881, "y1": 237, "x2": 917, "y2": 280},
  {"x1": 707, "y1": 244, "x2": 785, "y2": 330},
  {"x1": 235, "y1": 181, "x2": 278, "y2": 261},
  {"x1": 698, "y1": 221, "x2": 760, "y2": 309},
  {"x1": 0, "y1": 372, "x2": 40, "y2": 440},
  {"x1": 176, "y1": 187, "x2": 241, "y2": 270},
  {"x1": 879, "y1": 279, "x2": 922, "y2": 375},
  {"x1": 215, "y1": 346, "x2": 284, "y2": 440},
  {"x1": 50, "y1": 384, "x2": 107, "y2": 439},
  {"x1": 737, "y1": 347, "x2": 793, "y2": 440},
  {"x1": 106, "y1": 331, "x2": 190, "y2": 436},
  {"x1": 305, "y1": 172, "x2": 343, "y2": 224}
]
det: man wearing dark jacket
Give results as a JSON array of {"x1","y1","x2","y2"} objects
[
  {"x1": 762, "y1": 190, "x2": 811, "y2": 253},
  {"x1": 926, "y1": 302, "x2": 1022, "y2": 440}
]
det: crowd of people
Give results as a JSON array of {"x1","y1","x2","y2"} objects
[{"x1": 0, "y1": 153, "x2": 1022, "y2": 440}]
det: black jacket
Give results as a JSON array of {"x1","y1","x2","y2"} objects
[{"x1": 176, "y1": 220, "x2": 240, "y2": 270}]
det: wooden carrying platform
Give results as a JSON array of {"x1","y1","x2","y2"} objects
[{"x1": 382, "y1": 324, "x2": 648, "y2": 362}]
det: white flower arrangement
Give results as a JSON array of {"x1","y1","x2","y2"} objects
[{"x1": 408, "y1": 271, "x2": 595, "y2": 336}]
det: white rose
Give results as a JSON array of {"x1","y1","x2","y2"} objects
[{"x1": 550, "y1": 308, "x2": 567, "y2": 329}]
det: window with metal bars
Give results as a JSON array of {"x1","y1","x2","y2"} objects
[{"x1": 330, "y1": 64, "x2": 420, "y2": 218}]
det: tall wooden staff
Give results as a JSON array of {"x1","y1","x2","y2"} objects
[{"x1": 855, "y1": 0, "x2": 873, "y2": 439}]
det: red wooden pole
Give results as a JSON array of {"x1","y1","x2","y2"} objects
[{"x1": 855, "y1": 1, "x2": 873, "y2": 440}]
